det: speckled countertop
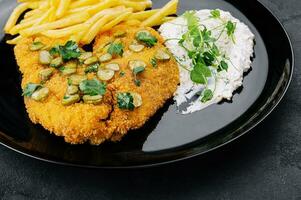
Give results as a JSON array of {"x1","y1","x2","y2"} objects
[{"x1": 0, "y1": 0, "x2": 300, "y2": 199}]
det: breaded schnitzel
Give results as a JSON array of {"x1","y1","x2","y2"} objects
[{"x1": 14, "y1": 25, "x2": 179, "y2": 145}]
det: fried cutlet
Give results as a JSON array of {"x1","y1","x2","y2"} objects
[{"x1": 14, "y1": 25, "x2": 179, "y2": 145}]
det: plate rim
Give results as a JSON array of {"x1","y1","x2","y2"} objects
[{"x1": 0, "y1": 0, "x2": 295, "y2": 169}]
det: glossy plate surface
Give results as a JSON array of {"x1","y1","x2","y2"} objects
[{"x1": 0, "y1": 0, "x2": 294, "y2": 168}]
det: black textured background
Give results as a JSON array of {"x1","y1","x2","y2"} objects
[{"x1": 0, "y1": 0, "x2": 300, "y2": 199}]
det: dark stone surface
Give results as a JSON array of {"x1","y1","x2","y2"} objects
[{"x1": 0, "y1": 0, "x2": 300, "y2": 199}]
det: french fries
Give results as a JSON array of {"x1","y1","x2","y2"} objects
[{"x1": 4, "y1": 0, "x2": 179, "y2": 45}]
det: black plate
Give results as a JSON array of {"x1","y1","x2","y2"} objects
[{"x1": 0, "y1": 0, "x2": 294, "y2": 168}]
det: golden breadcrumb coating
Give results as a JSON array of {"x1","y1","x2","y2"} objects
[{"x1": 14, "y1": 25, "x2": 179, "y2": 145}]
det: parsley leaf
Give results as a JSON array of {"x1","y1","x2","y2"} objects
[
  {"x1": 49, "y1": 41, "x2": 81, "y2": 61},
  {"x1": 136, "y1": 31, "x2": 158, "y2": 47},
  {"x1": 79, "y1": 79, "x2": 106, "y2": 96},
  {"x1": 107, "y1": 43, "x2": 124, "y2": 57},
  {"x1": 119, "y1": 71, "x2": 125, "y2": 77},
  {"x1": 210, "y1": 9, "x2": 221, "y2": 19},
  {"x1": 117, "y1": 92, "x2": 135, "y2": 110},
  {"x1": 201, "y1": 89, "x2": 214, "y2": 103},
  {"x1": 133, "y1": 66, "x2": 145, "y2": 75},
  {"x1": 150, "y1": 57, "x2": 157, "y2": 67},
  {"x1": 85, "y1": 63, "x2": 99, "y2": 73},
  {"x1": 22, "y1": 83, "x2": 42, "y2": 97}
]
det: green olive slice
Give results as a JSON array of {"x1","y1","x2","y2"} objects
[
  {"x1": 30, "y1": 42, "x2": 45, "y2": 51},
  {"x1": 31, "y1": 87, "x2": 49, "y2": 101},
  {"x1": 39, "y1": 50, "x2": 52, "y2": 65},
  {"x1": 154, "y1": 49, "x2": 171, "y2": 61},
  {"x1": 62, "y1": 94, "x2": 80, "y2": 106},
  {"x1": 97, "y1": 69, "x2": 115, "y2": 81},
  {"x1": 68, "y1": 74, "x2": 87, "y2": 85},
  {"x1": 105, "y1": 63, "x2": 120, "y2": 71},
  {"x1": 99, "y1": 53, "x2": 112, "y2": 63},
  {"x1": 39, "y1": 68, "x2": 54, "y2": 82},
  {"x1": 50, "y1": 56, "x2": 63, "y2": 68},
  {"x1": 128, "y1": 60, "x2": 147, "y2": 70},
  {"x1": 83, "y1": 95, "x2": 102, "y2": 104},
  {"x1": 84, "y1": 56, "x2": 98, "y2": 65},
  {"x1": 131, "y1": 92, "x2": 143, "y2": 107},
  {"x1": 129, "y1": 43, "x2": 145, "y2": 52},
  {"x1": 79, "y1": 52, "x2": 93, "y2": 62}
]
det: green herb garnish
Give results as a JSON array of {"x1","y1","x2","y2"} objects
[
  {"x1": 201, "y1": 89, "x2": 214, "y2": 103},
  {"x1": 210, "y1": 9, "x2": 221, "y2": 19},
  {"x1": 119, "y1": 71, "x2": 125, "y2": 77},
  {"x1": 85, "y1": 63, "x2": 99, "y2": 73},
  {"x1": 79, "y1": 79, "x2": 106, "y2": 96},
  {"x1": 132, "y1": 66, "x2": 145, "y2": 87},
  {"x1": 22, "y1": 83, "x2": 42, "y2": 97},
  {"x1": 107, "y1": 43, "x2": 124, "y2": 57},
  {"x1": 218, "y1": 60, "x2": 228, "y2": 72},
  {"x1": 49, "y1": 41, "x2": 81, "y2": 61},
  {"x1": 150, "y1": 57, "x2": 157, "y2": 67},
  {"x1": 136, "y1": 31, "x2": 158, "y2": 47},
  {"x1": 226, "y1": 21, "x2": 236, "y2": 42},
  {"x1": 117, "y1": 92, "x2": 135, "y2": 110}
]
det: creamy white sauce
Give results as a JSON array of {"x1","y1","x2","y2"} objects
[{"x1": 159, "y1": 9, "x2": 255, "y2": 114}]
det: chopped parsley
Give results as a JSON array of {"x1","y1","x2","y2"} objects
[
  {"x1": 150, "y1": 57, "x2": 157, "y2": 67},
  {"x1": 119, "y1": 71, "x2": 125, "y2": 77},
  {"x1": 85, "y1": 63, "x2": 99, "y2": 73},
  {"x1": 107, "y1": 43, "x2": 124, "y2": 57},
  {"x1": 132, "y1": 66, "x2": 145, "y2": 86},
  {"x1": 117, "y1": 92, "x2": 135, "y2": 110},
  {"x1": 22, "y1": 83, "x2": 42, "y2": 97},
  {"x1": 49, "y1": 40, "x2": 81, "y2": 61},
  {"x1": 79, "y1": 79, "x2": 106, "y2": 96},
  {"x1": 136, "y1": 31, "x2": 158, "y2": 47}
]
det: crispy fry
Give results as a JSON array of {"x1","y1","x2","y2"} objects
[
  {"x1": 5, "y1": 0, "x2": 179, "y2": 45},
  {"x1": 41, "y1": 24, "x2": 90, "y2": 38},
  {"x1": 128, "y1": 9, "x2": 159, "y2": 20},
  {"x1": 100, "y1": 11, "x2": 132, "y2": 32},
  {"x1": 20, "y1": 12, "x2": 90, "y2": 36},
  {"x1": 141, "y1": 0, "x2": 178, "y2": 27},
  {"x1": 56, "y1": 0, "x2": 71, "y2": 18},
  {"x1": 4, "y1": 2, "x2": 39, "y2": 32}
]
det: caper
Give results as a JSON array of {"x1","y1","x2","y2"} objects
[
  {"x1": 105, "y1": 63, "x2": 120, "y2": 71},
  {"x1": 99, "y1": 53, "x2": 112, "y2": 63},
  {"x1": 79, "y1": 52, "x2": 93, "y2": 62},
  {"x1": 68, "y1": 74, "x2": 87, "y2": 85},
  {"x1": 128, "y1": 60, "x2": 147, "y2": 70},
  {"x1": 39, "y1": 68, "x2": 54, "y2": 82},
  {"x1": 83, "y1": 95, "x2": 102, "y2": 104},
  {"x1": 131, "y1": 92, "x2": 143, "y2": 107},
  {"x1": 66, "y1": 85, "x2": 79, "y2": 95},
  {"x1": 97, "y1": 69, "x2": 115, "y2": 81},
  {"x1": 62, "y1": 94, "x2": 80, "y2": 106},
  {"x1": 39, "y1": 50, "x2": 52, "y2": 65},
  {"x1": 84, "y1": 56, "x2": 98, "y2": 65},
  {"x1": 30, "y1": 42, "x2": 45, "y2": 51},
  {"x1": 114, "y1": 30, "x2": 126, "y2": 38},
  {"x1": 31, "y1": 87, "x2": 49, "y2": 101},
  {"x1": 154, "y1": 49, "x2": 171, "y2": 61},
  {"x1": 129, "y1": 43, "x2": 145, "y2": 52},
  {"x1": 50, "y1": 56, "x2": 63, "y2": 68}
]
